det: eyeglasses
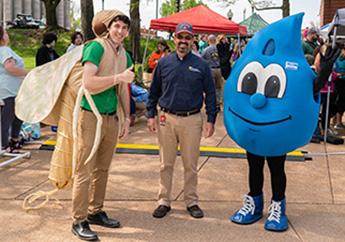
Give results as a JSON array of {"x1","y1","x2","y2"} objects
[{"x1": 176, "y1": 35, "x2": 193, "y2": 40}]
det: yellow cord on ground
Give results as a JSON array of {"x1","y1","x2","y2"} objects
[{"x1": 22, "y1": 188, "x2": 61, "y2": 211}]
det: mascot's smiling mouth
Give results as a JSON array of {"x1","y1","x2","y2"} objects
[{"x1": 229, "y1": 108, "x2": 292, "y2": 126}]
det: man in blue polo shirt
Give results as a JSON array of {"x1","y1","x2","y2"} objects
[{"x1": 147, "y1": 22, "x2": 217, "y2": 219}]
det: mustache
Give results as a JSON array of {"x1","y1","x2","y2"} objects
[{"x1": 178, "y1": 42, "x2": 188, "y2": 46}]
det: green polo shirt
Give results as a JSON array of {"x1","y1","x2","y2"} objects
[{"x1": 80, "y1": 41, "x2": 133, "y2": 113}]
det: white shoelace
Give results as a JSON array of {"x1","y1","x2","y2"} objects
[
  {"x1": 267, "y1": 201, "x2": 281, "y2": 223},
  {"x1": 238, "y1": 195, "x2": 255, "y2": 216}
]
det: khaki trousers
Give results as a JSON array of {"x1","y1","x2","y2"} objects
[
  {"x1": 72, "y1": 109, "x2": 118, "y2": 223},
  {"x1": 212, "y1": 68, "x2": 225, "y2": 105},
  {"x1": 157, "y1": 112, "x2": 203, "y2": 207}
]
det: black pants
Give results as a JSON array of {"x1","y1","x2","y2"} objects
[
  {"x1": 247, "y1": 152, "x2": 286, "y2": 201},
  {"x1": 334, "y1": 78, "x2": 345, "y2": 115},
  {"x1": 320, "y1": 92, "x2": 336, "y2": 129},
  {"x1": 1, "y1": 97, "x2": 22, "y2": 147}
]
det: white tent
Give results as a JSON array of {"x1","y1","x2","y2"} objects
[{"x1": 327, "y1": 8, "x2": 345, "y2": 45}]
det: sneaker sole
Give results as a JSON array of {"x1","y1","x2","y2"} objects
[
  {"x1": 230, "y1": 215, "x2": 263, "y2": 225},
  {"x1": 264, "y1": 226, "x2": 289, "y2": 232}
]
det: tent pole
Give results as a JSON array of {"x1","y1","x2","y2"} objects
[
  {"x1": 141, "y1": 31, "x2": 151, "y2": 74},
  {"x1": 323, "y1": 26, "x2": 338, "y2": 143},
  {"x1": 237, "y1": 33, "x2": 241, "y2": 55}
]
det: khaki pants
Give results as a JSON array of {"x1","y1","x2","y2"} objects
[
  {"x1": 72, "y1": 109, "x2": 118, "y2": 223},
  {"x1": 157, "y1": 112, "x2": 203, "y2": 207},
  {"x1": 211, "y1": 68, "x2": 225, "y2": 105}
]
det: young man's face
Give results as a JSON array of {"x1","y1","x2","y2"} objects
[
  {"x1": 174, "y1": 33, "x2": 193, "y2": 56},
  {"x1": 108, "y1": 20, "x2": 129, "y2": 45}
]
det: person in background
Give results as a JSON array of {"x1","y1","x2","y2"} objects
[
  {"x1": 147, "y1": 22, "x2": 217, "y2": 219},
  {"x1": 129, "y1": 83, "x2": 149, "y2": 126},
  {"x1": 217, "y1": 34, "x2": 232, "y2": 80},
  {"x1": 0, "y1": 26, "x2": 28, "y2": 152},
  {"x1": 202, "y1": 34, "x2": 224, "y2": 110},
  {"x1": 147, "y1": 38, "x2": 169, "y2": 73},
  {"x1": 333, "y1": 46, "x2": 345, "y2": 130},
  {"x1": 36, "y1": 32, "x2": 59, "y2": 66},
  {"x1": 198, "y1": 34, "x2": 208, "y2": 54},
  {"x1": 192, "y1": 40, "x2": 201, "y2": 57},
  {"x1": 36, "y1": 32, "x2": 60, "y2": 132},
  {"x1": 302, "y1": 27, "x2": 319, "y2": 56},
  {"x1": 66, "y1": 31, "x2": 84, "y2": 53}
]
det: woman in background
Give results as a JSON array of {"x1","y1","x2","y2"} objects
[{"x1": 0, "y1": 26, "x2": 28, "y2": 151}]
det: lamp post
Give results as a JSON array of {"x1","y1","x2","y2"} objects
[
  {"x1": 176, "y1": 0, "x2": 180, "y2": 13},
  {"x1": 227, "y1": 8, "x2": 233, "y2": 20},
  {"x1": 156, "y1": 0, "x2": 158, "y2": 19},
  {"x1": 102, "y1": 0, "x2": 105, "y2": 10}
]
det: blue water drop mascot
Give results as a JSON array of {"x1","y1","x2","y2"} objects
[{"x1": 224, "y1": 13, "x2": 339, "y2": 232}]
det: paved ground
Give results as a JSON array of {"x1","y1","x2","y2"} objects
[{"x1": 1, "y1": 113, "x2": 345, "y2": 242}]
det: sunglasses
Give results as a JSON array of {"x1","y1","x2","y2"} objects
[{"x1": 176, "y1": 35, "x2": 193, "y2": 40}]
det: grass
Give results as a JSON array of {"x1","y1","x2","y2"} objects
[
  {"x1": 7, "y1": 28, "x2": 173, "y2": 70},
  {"x1": 8, "y1": 29, "x2": 71, "y2": 69}
]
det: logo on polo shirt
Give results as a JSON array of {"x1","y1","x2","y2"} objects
[{"x1": 189, "y1": 66, "x2": 201, "y2": 73}]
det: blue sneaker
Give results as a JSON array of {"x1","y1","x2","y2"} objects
[
  {"x1": 264, "y1": 198, "x2": 288, "y2": 232},
  {"x1": 230, "y1": 194, "x2": 263, "y2": 224}
]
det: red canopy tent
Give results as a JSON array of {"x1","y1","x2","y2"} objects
[{"x1": 150, "y1": 5, "x2": 247, "y2": 35}]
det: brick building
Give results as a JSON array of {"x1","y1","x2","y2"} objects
[{"x1": 320, "y1": 0, "x2": 345, "y2": 25}]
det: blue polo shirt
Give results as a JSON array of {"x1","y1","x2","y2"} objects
[{"x1": 147, "y1": 51, "x2": 217, "y2": 123}]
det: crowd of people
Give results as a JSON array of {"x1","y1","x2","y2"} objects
[
  {"x1": 0, "y1": 8, "x2": 345, "y2": 241},
  {"x1": 302, "y1": 27, "x2": 345, "y2": 143},
  {"x1": 0, "y1": 19, "x2": 253, "y2": 148}
]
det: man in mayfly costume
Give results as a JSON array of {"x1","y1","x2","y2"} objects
[{"x1": 16, "y1": 10, "x2": 134, "y2": 241}]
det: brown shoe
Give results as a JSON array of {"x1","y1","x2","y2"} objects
[{"x1": 187, "y1": 205, "x2": 204, "y2": 218}]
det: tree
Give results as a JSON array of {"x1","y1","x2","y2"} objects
[
  {"x1": 248, "y1": 0, "x2": 290, "y2": 17},
  {"x1": 160, "y1": 0, "x2": 206, "y2": 17},
  {"x1": 129, "y1": 0, "x2": 141, "y2": 63},
  {"x1": 70, "y1": 1, "x2": 81, "y2": 31},
  {"x1": 41, "y1": 0, "x2": 61, "y2": 29},
  {"x1": 216, "y1": 0, "x2": 290, "y2": 18},
  {"x1": 80, "y1": 0, "x2": 95, "y2": 41}
]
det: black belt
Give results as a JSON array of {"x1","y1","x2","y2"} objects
[
  {"x1": 160, "y1": 107, "x2": 200, "y2": 117},
  {"x1": 211, "y1": 66, "x2": 220, "y2": 69},
  {"x1": 81, "y1": 107, "x2": 116, "y2": 116}
]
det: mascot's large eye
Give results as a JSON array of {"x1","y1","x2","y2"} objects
[
  {"x1": 242, "y1": 73, "x2": 257, "y2": 94},
  {"x1": 262, "y1": 64, "x2": 286, "y2": 98},
  {"x1": 265, "y1": 75, "x2": 280, "y2": 97},
  {"x1": 237, "y1": 61, "x2": 263, "y2": 94}
]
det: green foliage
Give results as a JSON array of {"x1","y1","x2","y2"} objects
[
  {"x1": 160, "y1": 0, "x2": 206, "y2": 17},
  {"x1": 70, "y1": 17, "x2": 81, "y2": 32},
  {"x1": 123, "y1": 37, "x2": 174, "y2": 85},
  {"x1": 8, "y1": 29, "x2": 72, "y2": 69}
]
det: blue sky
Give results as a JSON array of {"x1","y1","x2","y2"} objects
[{"x1": 83, "y1": 0, "x2": 322, "y2": 28}]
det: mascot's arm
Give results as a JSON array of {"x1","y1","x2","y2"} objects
[
  {"x1": 313, "y1": 45, "x2": 341, "y2": 95},
  {"x1": 83, "y1": 61, "x2": 134, "y2": 94}
]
